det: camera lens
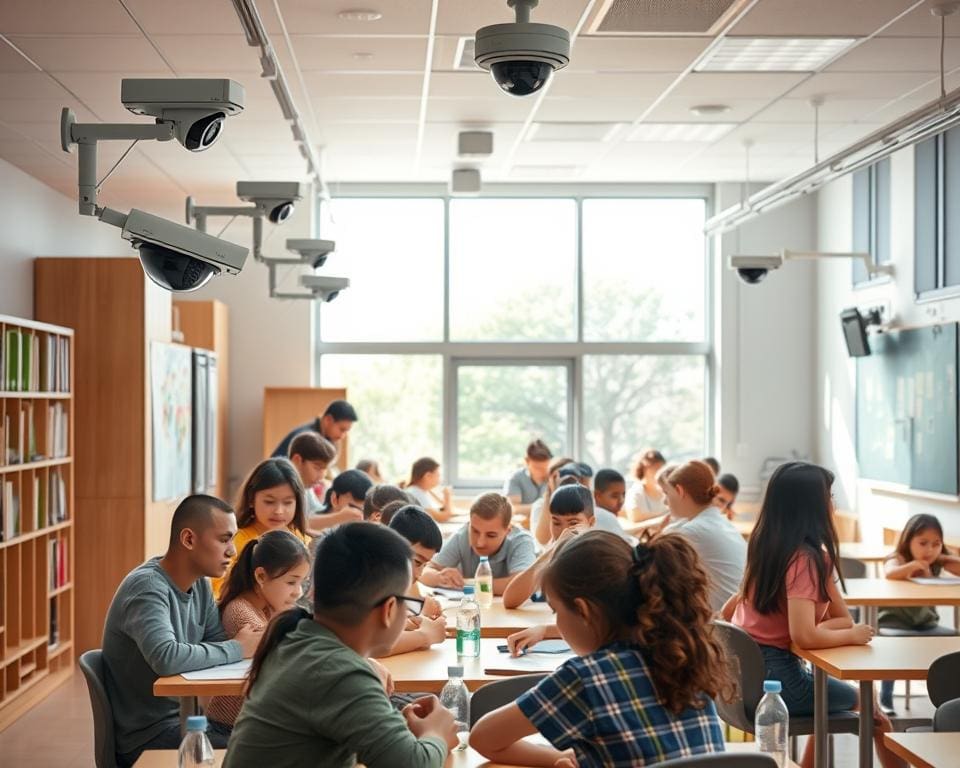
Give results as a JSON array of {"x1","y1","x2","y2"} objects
[
  {"x1": 184, "y1": 113, "x2": 225, "y2": 151},
  {"x1": 138, "y1": 243, "x2": 219, "y2": 292},
  {"x1": 737, "y1": 268, "x2": 769, "y2": 285},
  {"x1": 269, "y1": 202, "x2": 294, "y2": 224},
  {"x1": 490, "y1": 60, "x2": 554, "y2": 96}
]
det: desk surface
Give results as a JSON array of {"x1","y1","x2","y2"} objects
[
  {"x1": 440, "y1": 597, "x2": 553, "y2": 638},
  {"x1": 841, "y1": 578, "x2": 960, "y2": 606},
  {"x1": 883, "y1": 732, "x2": 960, "y2": 768},
  {"x1": 839, "y1": 542, "x2": 893, "y2": 564},
  {"x1": 792, "y1": 636, "x2": 960, "y2": 680}
]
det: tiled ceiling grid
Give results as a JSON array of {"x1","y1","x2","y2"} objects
[{"x1": 0, "y1": 0, "x2": 958, "y2": 220}]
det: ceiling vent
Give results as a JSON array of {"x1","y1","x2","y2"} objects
[
  {"x1": 454, "y1": 37, "x2": 481, "y2": 70},
  {"x1": 587, "y1": 0, "x2": 749, "y2": 35}
]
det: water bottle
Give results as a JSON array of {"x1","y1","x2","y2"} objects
[
  {"x1": 755, "y1": 680, "x2": 789, "y2": 768},
  {"x1": 439, "y1": 665, "x2": 470, "y2": 751},
  {"x1": 456, "y1": 585, "x2": 481, "y2": 658},
  {"x1": 178, "y1": 715, "x2": 215, "y2": 768},
  {"x1": 475, "y1": 557, "x2": 493, "y2": 608}
]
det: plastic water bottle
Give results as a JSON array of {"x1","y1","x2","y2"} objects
[
  {"x1": 178, "y1": 715, "x2": 215, "y2": 768},
  {"x1": 755, "y1": 680, "x2": 789, "y2": 768},
  {"x1": 475, "y1": 557, "x2": 493, "y2": 608},
  {"x1": 439, "y1": 665, "x2": 470, "y2": 751},
  {"x1": 456, "y1": 585, "x2": 481, "y2": 658}
]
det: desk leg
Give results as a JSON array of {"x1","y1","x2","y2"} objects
[
  {"x1": 814, "y1": 666, "x2": 827, "y2": 768},
  {"x1": 859, "y1": 681, "x2": 874, "y2": 768},
  {"x1": 179, "y1": 695, "x2": 199, "y2": 736},
  {"x1": 866, "y1": 606, "x2": 878, "y2": 631}
]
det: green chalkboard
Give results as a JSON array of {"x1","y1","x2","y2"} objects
[{"x1": 856, "y1": 323, "x2": 959, "y2": 495}]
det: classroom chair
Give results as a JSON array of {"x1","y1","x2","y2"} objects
[
  {"x1": 904, "y1": 651, "x2": 960, "y2": 733},
  {"x1": 934, "y1": 698, "x2": 960, "y2": 732},
  {"x1": 79, "y1": 649, "x2": 119, "y2": 768},
  {"x1": 712, "y1": 621, "x2": 859, "y2": 762},
  {"x1": 653, "y1": 755, "x2": 777, "y2": 767},
  {"x1": 469, "y1": 674, "x2": 546, "y2": 726},
  {"x1": 838, "y1": 557, "x2": 866, "y2": 623}
]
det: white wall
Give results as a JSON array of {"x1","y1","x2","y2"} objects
[
  {"x1": 714, "y1": 183, "x2": 818, "y2": 497},
  {"x1": 0, "y1": 159, "x2": 122, "y2": 316},
  {"x1": 816, "y1": 147, "x2": 960, "y2": 542}
]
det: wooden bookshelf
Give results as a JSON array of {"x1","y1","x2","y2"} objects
[{"x1": 0, "y1": 314, "x2": 74, "y2": 729}]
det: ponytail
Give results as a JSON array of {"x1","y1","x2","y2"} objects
[
  {"x1": 246, "y1": 607, "x2": 310, "y2": 696},
  {"x1": 218, "y1": 529, "x2": 310, "y2": 617},
  {"x1": 218, "y1": 537, "x2": 260, "y2": 615},
  {"x1": 407, "y1": 457, "x2": 440, "y2": 488},
  {"x1": 666, "y1": 460, "x2": 719, "y2": 506}
]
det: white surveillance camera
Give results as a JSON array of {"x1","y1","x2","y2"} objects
[
  {"x1": 236, "y1": 181, "x2": 306, "y2": 224},
  {"x1": 120, "y1": 79, "x2": 244, "y2": 152},
  {"x1": 475, "y1": 0, "x2": 570, "y2": 97},
  {"x1": 110, "y1": 208, "x2": 248, "y2": 292},
  {"x1": 299, "y1": 274, "x2": 349, "y2": 303},
  {"x1": 728, "y1": 254, "x2": 784, "y2": 285},
  {"x1": 286, "y1": 238, "x2": 335, "y2": 269}
]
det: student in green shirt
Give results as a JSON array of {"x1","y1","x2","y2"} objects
[{"x1": 224, "y1": 523, "x2": 457, "y2": 768}]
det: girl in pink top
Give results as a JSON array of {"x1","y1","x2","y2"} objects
[{"x1": 721, "y1": 462, "x2": 904, "y2": 768}]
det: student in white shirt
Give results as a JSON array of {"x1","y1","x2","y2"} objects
[
  {"x1": 593, "y1": 468, "x2": 628, "y2": 532},
  {"x1": 625, "y1": 449, "x2": 668, "y2": 522},
  {"x1": 403, "y1": 457, "x2": 453, "y2": 522}
]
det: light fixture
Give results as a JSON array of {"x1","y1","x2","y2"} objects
[
  {"x1": 627, "y1": 123, "x2": 736, "y2": 142},
  {"x1": 525, "y1": 122, "x2": 622, "y2": 142},
  {"x1": 337, "y1": 9, "x2": 382, "y2": 21},
  {"x1": 690, "y1": 104, "x2": 731, "y2": 116},
  {"x1": 696, "y1": 37, "x2": 857, "y2": 72}
]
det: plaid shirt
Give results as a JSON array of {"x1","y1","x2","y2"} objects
[{"x1": 516, "y1": 642, "x2": 725, "y2": 767}]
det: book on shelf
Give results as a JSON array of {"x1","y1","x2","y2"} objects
[
  {"x1": 46, "y1": 401, "x2": 68, "y2": 459},
  {"x1": 49, "y1": 598, "x2": 59, "y2": 649},
  {"x1": 1, "y1": 480, "x2": 19, "y2": 541},
  {"x1": 4, "y1": 328, "x2": 20, "y2": 391},
  {"x1": 46, "y1": 467, "x2": 67, "y2": 525},
  {"x1": 49, "y1": 538, "x2": 68, "y2": 590},
  {"x1": 31, "y1": 474, "x2": 39, "y2": 531}
]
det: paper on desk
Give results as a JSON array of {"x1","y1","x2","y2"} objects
[
  {"x1": 431, "y1": 587, "x2": 465, "y2": 600},
  {"x1": 181, "y1": 659, "x2": 252, "y2": 680},
  {"x1": 910, "y1": 576, "x2": 960, "y2": 585},
  {"x1": 485, "y1": 652, "x2": 573, "y2": 676}
]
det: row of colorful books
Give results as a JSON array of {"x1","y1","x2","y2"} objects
[
  {"x1": 0, "y1": 401, "x2": 69, "y2": 466},
  {"x1": 0, "y1": 467, "x2": 68, "y2": 541},
  {"x1": 2, "y1": 328, "x2": 70, "y2": 393}
]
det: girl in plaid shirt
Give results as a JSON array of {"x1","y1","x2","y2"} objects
[{"x1": 470, "y1": 531, "x2": 731, "y2": 767}]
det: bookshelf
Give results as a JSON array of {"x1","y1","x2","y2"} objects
[{"x1": 0, "y1": 314, "x2": 74, "y2": 729}]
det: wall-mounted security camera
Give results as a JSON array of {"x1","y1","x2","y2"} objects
[
  {"x1": 236, "y1": 181, "x2": 305, "y2": 224},
  {"x1": 475, "y1": 0, "x2": 570, "y2": 97},
  {"x1": 97, "y1": 207, "x2": 248, "y2": 292},
  {"x1": 729, "y1": 250, "x2": 895, "y2": 286},
  {"x1": 729, "y1": 255, "x2": 783, "y2": 285},
  {"x1": 286, "y1": 239, "x2": 336, "y2": 269},
  {"x1": 268, "y1": 270, "x2": 350, "y2": 302}
]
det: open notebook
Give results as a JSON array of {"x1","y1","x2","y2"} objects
[
  {"x1": 909, "y1": 576, "x2": 960, "y2": 585},
  {"x1": 181, "y1": 659, "x2": 252, "y2": 680}
]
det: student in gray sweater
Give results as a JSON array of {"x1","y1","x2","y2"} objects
[
  {"x1": 102, "y1": 494, "x2": 263, "y2": 767},
  {"x1": 224, "y1": 522, "x2": 457, "y2": 768}
]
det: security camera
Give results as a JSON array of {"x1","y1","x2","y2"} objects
[
  {"x1": 286, "y1": 238, "x2": 335, "y2": 269},
  {"x1": 99, "y1": 207, "x2": 248, "y2": 292},
  {"x1": 300, "y1": 275, "x2": 350, "y2": 303},
  {"x1": 236, "y1": 181, "x2": 306, "y2": 224},
  {"x1": 475, "y1": 0, "x2": 570, "y2": 97},
  {"x1": 728, "y1": 255, "x2": 783, "y2": 285},
  {"x1": 121, "y1": 79, "x2": 244, "y2": 152}
]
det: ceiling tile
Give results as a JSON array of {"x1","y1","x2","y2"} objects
[
  {"x1": 536, "y1": 98, "x2": 654, "y2": 122},
  {"x1": 0, "y1": 98, "x2": 97, "y2": 124},
  {"x1": 751, "y1": 97, "x2": 917, "y2": 123},
  {"x1": 436, "y1": 0, "x2": 589, "y2": 36},
  {"x1": 548, "y1": 71, "x2": 679, "y2": 99},
  {"x1": 432, "y1": 35, "x2": 478, "y2": 72},
  {"x1": 302, "y1": 71, "x2": 422, "y2": 98},
  {"x1": 790, "y1": 71, "x2": 932, "y2": 100},
  {"x1": 732, "y1": 0, "x2": 922, "y2": 37},
  {"x1": 122, "y1": 0, "x2": 248, "y2": 35},
  {"x1": 0, "y1": 0, "x2": 141, "y2": 35},
  {"x1": 666, "y1": 71, "x2": 808, "y2": 100},
  {"x1": 429, "y1": 70, "x2": 517, "y2": 99},
  {"x1": 424, "y1": 97, "x2": 533, "y2": 122},
  {"x1": 0, "y1": 72, "x2": 72, "y2": 99},
  {"x1": 569, "y1": 36, "x2": 711, "y2": 73},
  {"x1": 826, "y1": 36, "x2": 960, "y2": 72},
  {"x1": 642, "y1": 97, "x2": 773, "y2": 123},
  {"x1": 290, "y1": 35, "x2": 427, "y2": 71},
  {"x1": 274, "y1": 0, "x2": 434, "y2": 35},
  {"x1": 151, "y1": 35, "x2": 261, "y2": 73},
  {"x1": 0, "y1": 41, "x2": 41, "y2": 73},
  {"x1": 877, "y1": 3, "x2": 960, "y2": 36},
  {"x1": 8, "y1": 36, "x2": 171, "y2": 73},
  {"x1": 309, "y1": 97, "x2": 421, "y2": 122}
]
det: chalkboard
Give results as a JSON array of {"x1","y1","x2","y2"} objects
[{"x1": 856, "y1": 323, "x2": 959, "y2": 495}]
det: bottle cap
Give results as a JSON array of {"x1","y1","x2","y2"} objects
[
  {"x1": 479, "y1": 556, "x2": 489, "y2": 562},
  {"x1": 448, "y1": 665, "x2": 464, "y2": 677},
  {"x1": 186, "y1": 715, "x2": 208, "y2": 731},
  {"x1": 463, "y1": 584, "x2": 475, "y2": 595},
  {"x1": 763, "y1": 680, "x2": 782, "y2": 694}
]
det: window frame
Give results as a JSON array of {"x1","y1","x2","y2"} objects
[
  {"x1": 313, "y1": 183, "x2": 715, "y2": 489},
  {"x1": 915, "y1": 128, "x2": 960, "y2": 301},
  {"x1": 852, "y1": 157, "x2": 892, "y2": 289}
]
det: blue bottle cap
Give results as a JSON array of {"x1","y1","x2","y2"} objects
[
  {"x1": 463, "y1": 584, "x2": 475, "y2": 595},
  {"x1": 186, "y1": 715, "x2": 208, "y2": 731},
  {"x1": 763, "y1": 680, "x2": 782, "y2": 694},
  {"x1": 479, "y1": 556, "x2": 489, "y2": 561}
]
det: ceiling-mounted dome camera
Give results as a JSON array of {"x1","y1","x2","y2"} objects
[
  {"x1": 475, "y1": 0, "x2": 570, "y2": 98},
  {"x1": 728, "y1": 255, "x2": 783, "y2": 285},
  {"x1": 236, "y1": 181, "x2": 305, "y2": 224}
]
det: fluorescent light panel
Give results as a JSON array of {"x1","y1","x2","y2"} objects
[
  {"x1": 697, "y1": 37, "x2": 857, "y2": 72},
  {"x1": 627, "y1": 123, "x2": 736, "y2": 142},
  {"x1": 525, "y1": 122, "x2": 622, "y2": 142}
]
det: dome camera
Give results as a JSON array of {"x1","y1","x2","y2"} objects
[
  {"x1": 300, "y1": 274, "x2": 350, "y2": 303},
  {"x1": 286, "y1": 238, "x2": 336, "y2": 269},
  {"x1": 728, "y1": 255, "x2": 783, "y2": 285},
  {"x1": 236, "y1": 181, "x2": 306, "y2": 224},
  {"x1": 475, "y1": 0, "x2": 570, "y2": 98}
]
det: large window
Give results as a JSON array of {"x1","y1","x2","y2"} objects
[{"x1": 316, "y1": 191, "x2": 711, "y2": 488}]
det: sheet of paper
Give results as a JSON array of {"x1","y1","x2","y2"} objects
[
  {"x1": 431, "y1": 587, "x2": 465, "y2": 600},
  {"x1": 182, "y1": 659, "x2": 252, "y2": 680},
  {"x1": 909, "y1": 576, "x2": 960, "y2": 586},
  {"x1": 485, "y1": 652, "x2": 574, "y2": 676}
]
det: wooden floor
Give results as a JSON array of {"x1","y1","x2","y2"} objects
[{"x1": 0, "y1": 668, "x2": 936, "y2": 768}]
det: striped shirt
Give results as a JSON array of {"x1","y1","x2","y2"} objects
[{"x1": 516, "y1": 641, "x2": 725, "y2": 767}]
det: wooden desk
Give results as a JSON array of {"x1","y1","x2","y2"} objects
[
  {"x1": 884, "y1": 732, "x2": 960, "y2": 768},
  {"x1": 841, "y1": 578, "x2": 960, "y2": 628},
  {"x1": 440, "y1": 597, "x2": 554, "y2": 638},
  {"x1": 793, "y1": 636, "x2": 960, "y2": 768},
  {"x1": 839, "y1": 542, "x2": 891, "y2": 564}
]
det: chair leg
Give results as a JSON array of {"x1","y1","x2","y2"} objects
[
  {"x1": 828, "y1": 734, "x2": 835, "y2": 767},
  {"x1": 790, "y1": 735, "x2": 798, "y2": 762},
  {"x1": 905, "y1": 679, "x2": 911, "y2": 710}
]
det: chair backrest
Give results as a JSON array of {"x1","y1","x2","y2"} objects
[
  {"x1": 469, "y1": 674, "x2": 545, "y2": 726},
  {"x1": 934, "y1": 697, "x2": 960, "y2": 732},
  {"x1": 711, "y1": 621, "x2": 766, "y2": 734},
  {"x1": 654, "y1": 753, "x2": 778, "y2": 767},
  {"x1": 79, "y1": 649, "x2": 118, "y2": 768},
  {"x1": 839, "y1": 557, "x2": 867, "y2": 579},
  {"x1": 928, "y1": 651, "x2": 960, "y2": 707}
]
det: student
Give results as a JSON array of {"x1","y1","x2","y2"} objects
[
  {"x1": 288, "y1": 431, "x2": 338, "y2": 514},
  {"x1": 713, "y1": 473, "x2": 740, "y2": 521},
  {"x1": 102, "y1": 495, "x2": 262, "y2": 767},
  {"x1": 529, "y1": 455, "x2": 574, "y2": 545},
  {"x1": 625, "y1": 449, "x2": 667, "y2": 522},
  {"x1": 659, "y1": 461, "x2": 746, "y2": 612},
  {"x1": 471, "y1": 531, "x2": 730, "y2": 767},
  {"x1": 723, "y1": 462, "x2": 902, "y2": 768},
  {"x1": 364, "y1": 484, "x2": 414, "y2": 523},
  {"x1": 207, "y1": 530, "x2": 311, "y2": 728},
  {"x1": 223, "y1": 523, "x2": 458, "y2": 768},
  {"x1": 421, "y1": 492, "x2": 535, "y2": 595},
  {"x1": 878, "y1": 513, "x2": 960, "y2": 713},
  {"x1": 270, "y1": 399, "x2": 358, "y2": 457},
  {"x1": 593, "y1": 468, "x2": 628, "y2": 530},
  {"x1": 380, "y1": 498, "x2": 410, "y2": 526},
  {"x1": 504, "y1": 484, "x2": 624, "y2": 609},
  {"x1": 503, "y1": 439, "x2": 553, "y2": 516},
  {"x1": 702, "y1": 457, "x2": 720, "y2": 476},
  {"x1": 212, "y1": 458, "x2": 312, "y2": 598},
  {"x1": 402, "y1": 457, "x2": 454, "y2": 522},
  {"x1": 356, "y1": 458, "x2": 383, "y2": 483},
  {"x1": 310, "y1": 468, "x2": 375, "y2": 532}
]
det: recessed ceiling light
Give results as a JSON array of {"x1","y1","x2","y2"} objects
[
  {"x1": 696, "y1": 37, "x2": 857, "y2": 72},
  {"x1": 690, "y1": 104, "x2": 731, "y2": 116},
  {"x1": 525, "y1": 122, "x2": 622, "y2": 142},
  {"x1": 627, "y1": 123, "x2": 736, "y2": 142},
  {"x1": 338, "y1": 9, "x2": 383, "y2": 22}
]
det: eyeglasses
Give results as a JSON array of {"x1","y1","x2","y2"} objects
[{"x1": 374, "y1": 594, "x2": 425, "y2": 617}]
